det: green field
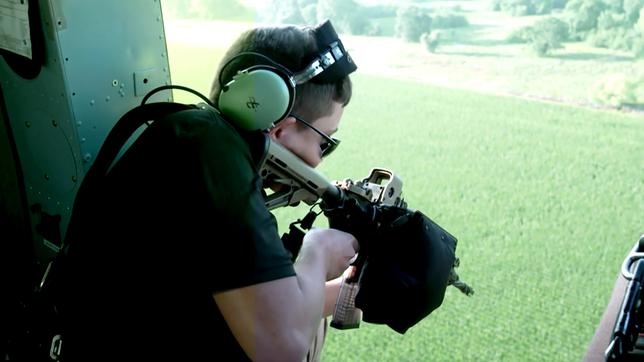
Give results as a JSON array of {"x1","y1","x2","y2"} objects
[
  {"x1": 166, "y1": 21, "x2": 644, "y2": 362},
  {"x1": 316, "y1": 74, "x2": 644, "y2": 361}
]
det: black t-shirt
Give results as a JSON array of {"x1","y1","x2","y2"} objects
[{"x1": 60, "y1": 107, "x2": 295, "y2": 361}]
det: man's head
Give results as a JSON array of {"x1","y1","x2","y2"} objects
[{"x1": 210, "y1": 21, "x2": 354, "y2": 167}]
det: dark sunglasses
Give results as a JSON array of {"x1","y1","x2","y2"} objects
[{"x1": 289, "y1": 114, "x2": 340, "y2": 158}]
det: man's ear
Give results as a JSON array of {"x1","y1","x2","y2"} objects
[{"x1": 268, "y1": 116, "x2": 297, "y2": 140}]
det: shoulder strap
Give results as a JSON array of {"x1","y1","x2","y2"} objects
[
  {"x1": 88, "y1": 85, "x2": 216, "y2": 189},
  {"x1": 66, "y1": 101, "x2": 194, "y2": 250},
  {"x1": 66, "y1": 85, "x2": 217, "y2": 250},
  {"x1": 83, "y1": 102, "x2": 192, "y2": 188},
  {"x1": 33, "y1": 92, "x2": 205, "y2": 361}
]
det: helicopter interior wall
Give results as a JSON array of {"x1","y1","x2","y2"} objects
[{"x1": 0, "y1": 0, "x2": 173, "y2": 270}]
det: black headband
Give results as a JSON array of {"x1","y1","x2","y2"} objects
[
  {"x1": 219, "y1": 20, "x2": 357, "y2": 87},
  {"x1": 305, "y1": 20, "x2": 357, "y2": 84}
]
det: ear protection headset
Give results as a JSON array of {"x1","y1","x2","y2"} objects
[{"x1": 217, "y1": 20, "x2": 357, "y2": 131}]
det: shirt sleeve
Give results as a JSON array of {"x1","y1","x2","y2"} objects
[{"x1": 178, "y1": 109, "x2": 296, "y2": 292}]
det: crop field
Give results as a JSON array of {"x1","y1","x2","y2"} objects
[
  {"x1": 314, "y1": 73, "x2": 643, "y2": 361},
  {"x1": 164, "y1": 14, "x2": 644, "y2": 361}
]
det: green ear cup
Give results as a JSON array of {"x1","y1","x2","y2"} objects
[{"x1": 218, "y1": 68, "x2": 293, "y2": 131}]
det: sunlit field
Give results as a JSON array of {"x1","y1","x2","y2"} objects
[
  {"x1": 317, "y1": 74, "x2": 644, "y2": 361},
  {"x1": 165, "y1": 18, "x2": 644, "y2": 362}
]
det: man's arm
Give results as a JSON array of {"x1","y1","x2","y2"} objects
[
  {"x1": 214, "y1": 228, "x2": 357, "y2": 362},
  {"x1": 214, "y1": 276, "x2": 325, "y2": 362}
]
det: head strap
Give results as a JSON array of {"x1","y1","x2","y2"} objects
[{"x1": 295, "y1": 20, "x2": 357, "y2": 84}]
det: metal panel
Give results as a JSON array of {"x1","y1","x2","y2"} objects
[{"x1": 0, "y1": 0, "x2": 172, "y2": 264}]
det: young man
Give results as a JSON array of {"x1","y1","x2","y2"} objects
[{"x1": 59, "y1": 21, "x2": 358, "y2": 361}]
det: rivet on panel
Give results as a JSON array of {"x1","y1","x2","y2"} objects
[
  {"x1": 52, "y1": 120, "x2": 58, "y2": 127},
  {"x1": 83, "y1": 153, "x2": 92, "y2": 162},
  {"x1": 72, "y1": 176, "x2": 77, "y2": 182},
  {"x1": 112, "y1": 79, "x2": 119, "y2": 87},
  {"x1": 44, "y1": 173, "x2": 50, "y2": 181},
  {"x1": 25, "y1": 121, "x2": 31, "y2": 128},
  {"x1": 90, "y1": 100, "x2": 95, "y2": 106},
  {"x1": 105, "y1": 96, "x2": 111, "y2": 102}
]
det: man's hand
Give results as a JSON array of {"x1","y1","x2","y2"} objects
[
  {"x1": 300, "y1": 228, "x2": 358, "y2": 281},
  {"x1": 213, "y1": 228, "x2": 358, "y2": 361}
]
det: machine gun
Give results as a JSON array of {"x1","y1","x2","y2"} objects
[{"x1": 259, "y1": 138, "x2": 473, "y2": 331}]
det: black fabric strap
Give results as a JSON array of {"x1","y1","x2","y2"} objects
[
  {"x1": 280, "y1": 210, "x2": 320, "y2": 261},
  {"x1": 66, "y1": 102, "x2": 194, "y2": 250}
]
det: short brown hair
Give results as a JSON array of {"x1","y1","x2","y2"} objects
[{"x1": 209, "y1": 24, "x2": 352, "y2": 122}]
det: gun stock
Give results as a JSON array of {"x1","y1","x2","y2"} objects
[{"x1": 259, "y1": 139, "x2": 340, "y2": 210}]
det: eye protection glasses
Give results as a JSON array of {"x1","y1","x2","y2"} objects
[{"x1": 289, "y1": 114, "x2": 340, "y2": 158}]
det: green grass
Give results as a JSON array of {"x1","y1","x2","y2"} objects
[
  {"x1": 166, "y1": 38, "x2": 644, "y2": 362},
  {"x1": 317, "y1": 74, "x2": 644, "y2": 361}
]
